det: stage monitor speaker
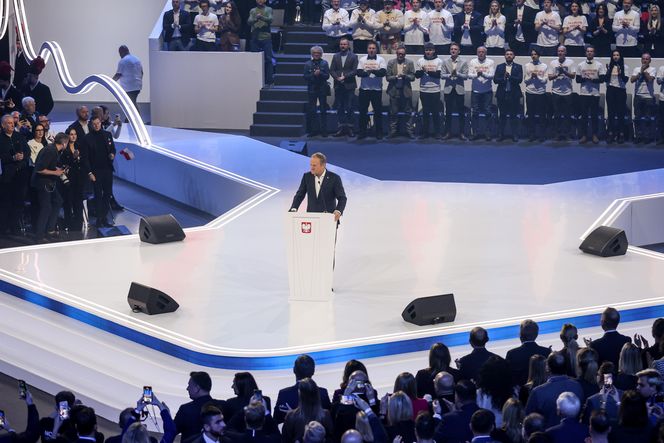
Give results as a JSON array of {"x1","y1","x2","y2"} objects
[
  {"x1": 139, "y1": 214, "x2": 185, "y2": 244},
  {"x1": 128, "y1": 282, "x2": 180, "y2": 315},
  {"x1": 402, "y1": 294, "x2": 456, "y2": 326},
  {"x1": 579, "y1": 226, "x2": 628, "y2": 257}
]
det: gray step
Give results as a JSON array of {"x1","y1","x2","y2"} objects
[
  {"x1": 260, "y1": 86, "x2": 308, "y2": 101},
  {"x1": 286, "y1": 31, "x2": 328, "y2": 44},
  {"x1": 253, "y1": 112, "x2": 306, "y2": 125},
  {"x1": 256, "y1": 100, "x2": 307, "y2": 113},
  {"x1": 274, "y1": 73, "x2": 306, "y2": 86},
  {"x1": 283, "y1": 42, "x2": 330, "y2": 54},
  {"x1": 276, "y1": 62, "x2": 306, "y2": 75},
  {"x1": 275, "y1": 53, "x2": 311, "y2": 62},
  {"x1": 250, "y1": 123, "x2": 305, "y2": 137}
]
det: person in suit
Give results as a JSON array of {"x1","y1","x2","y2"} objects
[
  {"x1": 330, "y1": 38, "x2": 358, "y2": 137},
  {"x1": 432, "y1": 372, "x2": 456, "y2": 414},
  {"x1": 457, "y1": 327, "x2": 499, "y2": 383},
  {"x1": 0, "y1": 114, "x2": 30, "y2": 235},
  {"x1": 581, "y1": 362, "x2": 621, "y2": 426},
  {"x1": 493, "y1": 48, "x2": 523, "y2": 142},
  {"x1": 434, "y1": 381, "x2": 479, "y2": 443},
  {"x1": 441, "y1": 43, "x2": 468, "y2": 140},
  {"x1": 386, "y1": 45, "x2": 416, "y2": 138},
  {"x1": 31, "y1": 132, "x2": 67, "y2": 242},
  {"x1": 21, "y1": 57, "x2": 53, "y2": 116},
  {"x1": 504, "y1": 0, "x2": 536, "y2": 55},
  {"x1": 186, "y1": 405, "x2": 226, "y2": 443},
  {"x1": 0, "y1": 61, "x2": 24, "y2": 115},
  {"x1": 588, "y1": 307, "x2": 632, "y2": 367},
  {"x1": 174, "y1": 372, "x2": 227, "y2": 442},
  {"x1": 163, "y1": 0, "x2": 193, "y2": 51},
  {"x1": 72, "y1": 406, "x2": 99, "y2": 443},
  {"x1": 13, "y1": 40, "x2": 30, "y2": 92},
  {"x1": 525, "y1": 352, "x2": 585, "y2": 429},
  {"x1": 85, "y1": 116, "x2": 117, "y2": 228},
  {"x1": 468, "y1": 409, "x2": 498, "y2": 443},
  {"x1": 2, "y1": 387, "x2": 39, "y2": 443},
  {"x1": 544, "y1": 392, "x2": 588, "y2": 443},
  {"x1": 224, "y1": 402, "x2": 280, "y2": 443},
  {"x1": 67, "y1": 106, "x2": 90, "y2": 141},
  {"x1": 274, "y1": 355, "x2": 332, "y2": 425},
  {"x1": 289, "y1": 152, "x2": 347, "y2": 223},
  {"x1": 453, "y1": 0, "x2": 484, "y2": 55},
  {"x1": 304, "y1": 46, "x2": 331, "y2": 138}
]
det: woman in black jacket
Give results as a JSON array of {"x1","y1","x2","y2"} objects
[
  {"x1": 59, "y1": 127, "x2": 89, "y2": 231},
  {"x1": 605, "y1": 50, "x2": 630, "y2": 144},
  {"x1": 588, "y1": 4, "x2": 613, "y2": 57}
]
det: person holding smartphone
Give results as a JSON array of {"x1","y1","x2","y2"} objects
[{"x1": 1, "y1": 381, "x2": 39, "y2": 443}]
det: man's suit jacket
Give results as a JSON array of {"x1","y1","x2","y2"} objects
[
  {"x1": 581, "y1": 390, "x2": 621, "y2": 425},
  {"x1": 545, "y1": 417, "x2": 589, "y2": 443},
  {"x1": 457, "y1": 347, "x2": 499, "y2": 382},
  {"x1": 386, "y1": 58, "x2": 416, "y2": 99},
  {"x1": 273, "y1": 383, "x2": 331, "y2": 424},
  {"x1": 22, "y1": 82, "x2": 53, "y2": 116},
  {"x1": 330, "y1": 52, "x2": 359, "y2": 90},
  {"x1": 504, "y1": 5, "x2": 536, "y2": 46},
  {"x1": 0, "y1": 131, "x2": 29, "y2": 183},
  {"x1": 525, "y1": 376, "x2": 585, "y2": 429},
  {"x1": 163, "y1": 9, "x2": 193, "y2": 43},
  {"x1": 433, "y1": 403, "x2": 480, "y2": 443},
  {"x1": 588, "y1": 331, "x2": 631, "y2": 366},
  {"x1": 174, "y1": 395, "x2": 227, "y2": 442},
  {"x1": 505, "y1": 340, "x2": 550, "y2": 386},
  {"x1": 452, "y1": 12, "x2": 484, "y2": 48},
  {"x1": 441, "y1": 57, "x2": 469, "y2": 95},
  {"x1": 1, "y1": 84, "x2": 24, "y2": 114},
  {"x1": 290, "y1": 170, "x2": 347, "y2": 215},
  {"x1": 222, "y1": 429, "x2": 281, "y2": 443},
  {"x1": 493, "y1": 62, "x2": 524, "y2": 101}
]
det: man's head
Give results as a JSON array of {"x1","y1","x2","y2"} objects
[
  {"x1": 310, "y1": 152, "x2": 327, "y2": 177},
  {"x1": 256, "y1": 0, "x2": 266, "y2": 6},
  {"x1": 519, "y1": 319, "x2": 539, "y2": 342},
  {"x1": 340, "y1": 429, "x2": 363, "y2": 443},
  {"x1": 415, "y1": 412, "x2": 436, "y2": 442},
  {"x1": 636, "y1": 369, "x2": 662, "y2": 399},
  {"x1": 74, "y1": 406, "x2": 97, "y2": 437},
  {"x1": 200, "y1": 0, "x2": 210, "y2": 13},
  {"x1": 201, "y1": 405, "x2": 225, "y2": 439},
  {"x1": 54, "y1": 132, "x2": 68, "y2": 151},
  {"x1": 463, "y1": 0, "x2": 473, "y2": 13},
  {"x1": 504, "y1": 49, "x2": 515, "y2": 64},
  {"x1": 543, "y1": 0, "x2": 552, "y2": 11},
  {"x1": 90, "y1": 116, "x2": 102, "y2": 133},
  {"x1": 331, "y1": 0, "x2": 340, "y2": 9},
  {"x1": 450, "y1": 43, "x2": 460, "y2": 58},
  {"x1": 367, "y1": 41, "x2": 378, "y2": 57},
  {"x1": 412, "y1": 0, "x2": 421, "y2": 11},
  {"x1": 396, "y1": 45, "x2": 407, "y2": 62},
  {"x1": 641, "y1": 52, "x2": 652, "y2": 67},
  {"x1": 522, "y1": 413, "x2": 545, "y2": 439},
  {"x1": 424, "y1": 42, "x2": 436, "y2": 59},
  {"x1": 585, "y1": 45, "x2": 595, "y2": 60},
  {"x1": 434, "y1": 0, "x2": 443, "y2": 10},
  {"x1": 244, "y1": 401, "x2": 265, "y2": 431},
  {"x1": 294, "y1": 354, "x2": 316, "y2": 380},
  {"x1": 477, "y1": 46, "x2": 487, "y2": 61},
  {"x1": 76, "y1": 105, "x2": 89, "y2": 122},
  {"x1": 22, "y1": 96, "x2": 35, "y2": 114},
  {"x1": 118, "y1": 45, "x2": 130, "y2": 59},
  {"x1": 454, "y1": 379, "x2": 477, "y2": 405},
  {"x1": 601, "y1": 307, "x2": 620, "y2": 331},
  {"x1": 557, "y1": 45, "x2": 567, "y2": 60},
  {"x1": 434, "y1": 371, "x2": 455, "y2": 397},
  {"x1": 303, "y1": 421, "x2": 326, "y2": 443},
  {"x1": 589, "y1": 411, "x2": 611, "y2": 438},
  {"x1": 359, "y1": 0, "x2": 369, "y2": 11},
  {"x1": 172, "y1": 0, "x2": 180, "y2": 10},
  {"x1": 470, "y1": 409, "x2": 495, "y2": 437},
  {"x1": 10, "y1": 111, "x2": 19, "y2": 126},
  {"x1": 597, "y1": 361, "x2": 616, "y2": 385},
  {"x1": 469, "y1": 327, "x2": 489, "y2": 348},
  {"x1": 623, "y1": 0, "x2": 632, "y2": 12},
  {"x1": 547, "y1": 351, "x2": 567, "y2": 376},
  {"x1": 38, "y1": 114, "x2": 50, "y2": 131},
  {"x1": 117, "y1": 408, "x2": 134, "y2": 430},
  {"x1": 311, "y1": 46, "x2": 323, "y2": 61},
  {"x1": 187, "y1": 371, "x2": 212, "y2": 400},
  {"x1": 383, "y1": 0, "x2": 394, "y2": 12},
  {"x1": 1, "y1": 114, "x2": 14, "y2": 135},
  {"x1": 339, "y1": 38, "x2": 350, "y2": 53},
  {"x1": 530, "y1": 48, "x2": 540, "y2": 63},
  {"x1": 556, "y1": 392, "x2": 581, "y2": 419}
]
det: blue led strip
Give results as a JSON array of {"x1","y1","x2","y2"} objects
[{"x1": 2, "y1": 278, "x2": 664, "y2": 370}]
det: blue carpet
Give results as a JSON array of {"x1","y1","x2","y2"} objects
[{"x1": 277, "y1": 138, "x2": 664, "y2": 184}]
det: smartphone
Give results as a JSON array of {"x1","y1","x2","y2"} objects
[
  {"x1": 142, "y1": 386, "x2": 153, "y2": 404},
  {"x1": 0, "y1": 410, "x2": 5, "y2": 428},
  {"x1": 58, "y1": 401, "x2": 70, "y2": 420},
  {"x1": 603, "y1": 373, "x2": 613, "y2": 387},
  {"x1": 18, "y1": 380, "x2": 27, "y2": 399},
  {"x1": 253, "y1": 389, "x2": 263, "y2": 401}
]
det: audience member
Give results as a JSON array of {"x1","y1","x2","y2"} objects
[
  {"x1": 302, "y1": 422, "x2": 326, "y2": 443},
  {"x1": 581, "y1": 362, "x2": 621, "y2": 426},
  {"x1": 534, "y1": 0, "x2": 561, "y2": 56},
  {"x1": 587, "y1": 411, "x2": 611, "y2": 443},
  {"x1": 323, "y1": 0, "x2": 352, "y2": 52},
  {"x1": 173, "y1": 371, "x2": 226, "y2": 441},
  {"x1": 37, "y1": 115, "x2": 55, "y2": 144},
  {"x1": 506, "y1": 320, "x2": 551, "y2": 387},
  {"x1": 635, "y1": 369, "x2": 664, "y2": 423},
  {"x1": 469, "y1": 409, "x2": 497, "y2": 443},
  {"x1": 432, "y1": 372, "x2": 456, "y2": 414},
  {"x1": 559, "y1": 323, "x2": 579, "y2": 377},
  {"x1": 386, "y1": 45, "x2": 415, "y2": 138},
  {"x1": 376, "y1": 0, "x2": 404, "y2": 54},
  {"x1": 403, "y1": 0, "x2": 429, "y2": 54},
  {"x1": 225, "y1": 372, "x2": 272, "y2": 422},
  {"x1": 112, "y1": 46, "x2": 143, "y2": 111},
  {"x1": 490, "y1": 398, "x2": 524, "y2": 443},
  {"x1": 523, "y1": 48, "x2": 548, "y2": 141},
  {"x1": 609, "y1": 390, "x2": 652, "y2": 442},
  {"x1": 382, "y1": 392, "x2": 415, "y2": 443},
  {"x1": 427, "y1": 0, "x2": 454, "y2": 55},
  {"x1": 186, "y1": 405, "x2": 226, "y2": 443},
  {"x1": 193, "y1": 0, "x2": 219, "y2": 51},
  {"x1": 0, "y1": 114, "x2": 30, "y2": 235},
  {"x1": 27, "y1": 123, "x2": 47, "y2": 165},
  {"x1": 631, "y1": 53, "x2": 657, "y2": 144},
  {"x1": 612, "y1": 0, "x2": 641, "y2": 58},
  {"x1": 433, "y1": 380, "x2": 480, "y2": 443},
  {"x1": 416, "y1": 43, "x2": 443, "y2": 139},
  {"x1": 330, "y1": 38, "x2": 358, "y2": 138},
  {"x1": 441, "y1": 42, "x2": 468, "y2": 140},
  {"x1": 467, "y1": 47, "x2": 495, "y2": 141},
  {"x1": 522, "y1": 413, "x2": 546, "y2": 441},
  {"x1": 477, "y1": 356, "x2": 514, "y2": 427},
  {"x1": 575, "y1": 348, "x2": 600, "y2": 400},
  {"x1": 575, "y1": 46, "x2": 606, "y2": 144},
  {"x1": 588, "y1": 307, "x2": 631, "y2": 367},
  {"x1": 588, "y1": 4, "x2": 613, "y2": 57},
  {"x1": 637, "y1": 318, "x2": 664, "y2": 368},
  {"x1": 21, "y1": 57, "x2": 53, "y2": 116},
  {"x1": 519, "y1": 355, "x2": 547, "y2": 406},
  {"x1": 416, "y1": 343, "x2": 459, "y2": 398},
  {"x1": 85, "y1": 116, "x2": 116, "y2": 228},
  {"x1": 163, "y1": 0, "x2": 193, "y2": 51},
  {"x1": 283, "y1": 378, "x2": 333, "y2": 443},
  {"x1": 0, "y1": 386, "x2": 39, "y2": 443},
  {"x1": 561, "y1": 2, "x2": 587, "y2": 57},
  {"x1": 274, "y1": 355, "x2": 332, "y2": 425},
  {"x1": 333, "y1": 370, "x2": 379, "y2": 440},
  {"x1": 604, "y1": 49, "x2": 629, "y2": 144},
  {"x1": 219, "y1": 2, "x2": 241, "y2": 51},
  {"x1": 483, "y1": 0, "x2": 506, "y2": 55},
  {"x1": 354, "y1": 396, "x2": 388, "y2": 443},
  {"x1": 19, "y1": 97, "x2": 38, "y2": 135},
  {"x1": 544, "y1": 392, "x2": 587, "y2": 443},
  {"x1": 458, "y1": 327, "x2": 499, "y2": 382},
  {"x1": 453, "y1": 0, "x2": 483, "y2": 55},
  {"x1": 505, "y1": 0, "x2": 536, "y2": 56},
  {"x1": 357, "y1": 41, "x2": 386, "y2": 139},
  {"x1": 0, "y1": 61, "x2": 23, "y2": 115},
  {"x1": 304, "y1": 46, "x2": 331, "y2": 138},
  {"x1": 645, "y1": 5, "x2": 663, "y2": 58},
  {"x1": 224, "y1": 401, "x2": 280, "y2": 443},
  {"x1": 615, "y1": 343, "x2": 642, "y2": 391},
  {"x1": 67, "y1": 106, "x2": 90, "y2": 141},
  {"x1": 72, "y1": 406, "x2": 99, "y2": 443}
]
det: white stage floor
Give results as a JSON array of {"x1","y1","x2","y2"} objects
[{"x1": 1, "y1": 127, "x2": 664, "y2": 370}]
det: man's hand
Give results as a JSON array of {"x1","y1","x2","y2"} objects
[
  {"x1": 109, "y1": 153, "x2": 115, "y2": 161},
  {"x1": 634, "y1": 333, "x2": 649, "y2": 349},
  {"x1": 278, "y1": 402, "x2": 293, "y2": 414},
  {"x1": 24, "y1": 389, "x2": 34, "y2": 406},
  {"x1": 334, "y1": 210, "x2": 341, "y2": 222},
  {"x1": 352, "y1": 394, "x2": 371, "y2": 411},
  {"x1": 89, "y1": 173, "x2": 96, "y2": 182},
  {"x1": 583, "y1": 337, "x2": 593, "y2": 347},
  {"x1": 54, "y1": 167, "x2": 65, "y2": 177},
  {"x1": 432, "y1": 399, "x2": 442, "y2": 415}
]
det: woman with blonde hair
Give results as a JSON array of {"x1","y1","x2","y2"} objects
[
  {"x1": 560, "y1": 323, "x2": 579, "y2": 377},
  {"x1": 382, "y1": 392, "x2": 415, "y2": 443},
  {"x1": 576, "y1": 347, "x2": 599, "y2": 400},
  {"x1": 519, "y1": 354, "x2": 547, "y2": 406},
  {"x1": 615, "y1": 342, "x2": 642, "y2": 390},
  {"x1": 122, "y1": 423, "x2": 151, "y2": 443},
  {"x1": 645, "y1": 5, "x2": 663, "y2": 57},
  {"x1": 483, "y1": 0, "x2": 506, "y2": 55},
  {"x1": 492, "y1": 398, "x2": 525, "y2": 443}
]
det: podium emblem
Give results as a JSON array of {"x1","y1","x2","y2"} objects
[{"x1": 301, "y1": 222, "x2": 312, "y2": 234}]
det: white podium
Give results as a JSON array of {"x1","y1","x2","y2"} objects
[{"x1": 285, "y1": 212, "x2": 336, "y2": 301}]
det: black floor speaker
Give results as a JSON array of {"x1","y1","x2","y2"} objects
[
  {"x1": 402, "y1": 294, "x2": 456, "y2": 326},
  {"x1": 579, "y1": 226, "x2": 628, "y2": 257},
  {"x1": 139, "y1": 214, "x2": 185, "y2": 244},
  {"x1": 128, "y1": 282, "x2": 180, "y2": 315}
]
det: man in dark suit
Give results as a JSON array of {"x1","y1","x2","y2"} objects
[
  {"x1": 0, "y1": 114, "x2": 30, "y2": 235},
  {"x1": 85, "y1": 116, "x2": 117, "y2": 228},
  {"x1": 544, "y1": 392, "x2": 588, "y2": 443},
  {"x1": 72, "y1": 406, "x2": 99, "y2": 443},
  {"x1": 433, "y1": 380, "x2": 479, "y2": 443},
  {"x1": 329, "y1": 37, "x2": 358, "y2": 137},
  {"x1": 469, "y1": 409, "x2": 499, "y2": 443},
  {"x1": 525, "y1": 352, "x2": 585, "y2": 429},
  {"x1": 185, "y1": 405, "x2": 226, "y2": 443},
  {"x1": 163, "y1": 0, "x2": 193, "y2": 51},
  {"x1": 67, "y1": 106, "x2": 90, "y2": 141},
  {"x1": 0, "y1": 61, "x2": 24, "y2": 115},
  {"x1": 493, "y1": 49, "x2": 523, "y2": 142},
  {"x1": 21, "y1": 57, "x2": 53, "y2": 116},
  {"x1": 174, "y1": 372, "x2": 227, "y2": 442},
  {"x1": 386, "y1": 45, "x2": 416, "y2": 138},
  {"x1": 453, "y1": 0, "x2": 484, "y2": 55},
  {"x1": 505, "y1": 319, "x2": 551, "y2": 386},
  {"x1": 223, "y1": 402, "x2": 280, "y2": 443},
  {"x1": 588, "y1": 307, "x2": 631, "y2": 367},
  {"x1": 274, "y1": 355, "x2": 332, "y2": 424},
  {"x1": 290, "y1": 152, "x2": 347, "y2": 222},
  {"x1": 504, "y1": 0, "x2": 536, "y2": 55},
  {"x1": 456, "y1": 327, "x2": 499, "y2": 383}
]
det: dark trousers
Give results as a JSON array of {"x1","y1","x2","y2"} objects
[
  {"x1": 471, "y1": 91, "x2": 493, "y2": 137},
  {"x1": 167, "y1": 38, "x2": 191, "y2": 51},
  {"x1": 606, "y1": 86, "x2": 627, "y2": 137},
  {"x1": 251, "y1": 38, "x2": 274, "y2": 84},
  {"x1": 497, "y1": 93, "x2": 521, "y2": 137},
  {"x1": 0, "y1": 169, "x2": 29, "y2": 233},
  {"x1": 34, "y1": 184, "x2": 62, "y2": 237},
  {"x1": 444, "y1": 90, "x2": 466, "y2": 136},
  {"x1": 389, "y1": 93, "x2": 414, "y2": 135},
  {"x1": 578, "y1": 95, "x2": 601, "y2": 137},
  {"x1": 420, "y1": 91, "x2": 443, "y2": 136},
  {"x1": 306, "y1": 91, "x2": 328, "y2": 135},
  {"x1": 358, "y1": 89, "x2": 383, "y2": 136},
  {"x1": 335, "y1": 87, "x2": 356, "y2": 129},
  {"x1": 93, "y1": 169, "x2": 113, "y2": 225},
  {"x1": 634, "y1": 95, "x2": 656, "y2": 141},
  {"x1": 194, "y1": 39, "x2": 217, "y2": 51},
  {"x1": 62, "y1": 178, "x2": 85, "y2": 231},
  {"x1": 486, "y1": 47, "x2": 505, "y2": 55},
  {"x1": 525, "y1": 92, "x2": 547, "y2": 139},
  {"x1": 126, "y1": 90, "x2": 140, "y2": 109},
  {"x1": 551, "y1": 93, "x2": 573, "y2": 137}
]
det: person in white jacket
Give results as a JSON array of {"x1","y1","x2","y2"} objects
[
  {"x1": 483, "y1": 0, "x2": 506, "y2": 55},
  {"x1": 349, "y1": 0, "x2": 377, "y2": 54},
  {"x1": 467, "y1": 46, "x2": 496, "y2": 140},
  {"x1": 323, "y1": 0, "x2": 351, "y2": 52},
  {"x1": 427, "y1": 0, "x2": 454, "y2": 55}
]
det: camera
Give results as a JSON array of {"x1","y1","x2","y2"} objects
[
  {"x1": 18, "y1": 380, "x2": 27, "y2": 399},
  {"x1": 253, "y1": 389, "x2": 263, "y2": 401},
  {"x1": 58, "y1": 401, "x2": 70, "y2": 420},
  {"x1": 142, "y1": 386, "x2": 153, "y2": 404},
  {"x1": 59, "y1": 166, "x2": 71, "y2": 185},
  {"x1": 603, "y1": 373, "x2": 613, "y2": 388}
]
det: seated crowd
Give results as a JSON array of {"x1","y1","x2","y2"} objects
[
  {"x1": 0, "y1": 72, "x2": 124, "y2": 242},
  {"x1": 6, "y1": 307, "x2": 664, "y2": 443}
]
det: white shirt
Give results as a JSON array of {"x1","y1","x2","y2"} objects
[
  {"x1": 608, "y1": 63, "x2": 628, "y2": 88},
  {"x1": 535, "y1": 10, "x2": 561, "y2": 47},
  {"x1": 524, "y1": 61, "x2": 548, "y2": 94},
  {"x1": 468, "y1": 58, "x2": 495, "y2": 93},
  {"x1": 443, "y1": 0, "x2": 463, "y2": 15},
  {"x1": 612, "y1": 9, "x2": 640, "y2": 47},
  {"x1": 563, "y1": 14, "x2": 588, "y2": 46},
  {"x1": 427, "y1": 9, "x2": 454, "y2": 45},
  {"x1": 483, "y1": 14, "x2": 506, "y2": 48},
  {"x1": 657, "y1": 66, "x2": 664, "y2": 101},
  {"x1": 349, "y1": 8, "x2": 377, "y2": 40},
  {"x1": 417, "y1": 57, "x2": 443, "y2": 93},
  {"x1": 358, "y1": 55, "x2": 386, "y2": 90},
  {"x1": 525, "y1": 0, "x2": 540, "y2": 10},
  {"x1": 202, "y1": 433, "x2": 218, "y2": 443},
  {"x1": 549, "y1": 58, "x2": 575, "y2": 95},
  {"x1": 404, "y1": 10, "x2": 430, "y2": 45},
  {"x1": 576, "y1": 59, "x2": 606, "y2": 96},
  {"x1": 315, "y1": 170, "x2": 326, "y2": 197},
  {"x1": 633, "y1": 66, "x2": 657, "y2": 98},
  {"x1": 194, "y1": 12, "x2": 218, "y2": 42},
  {"x1": 172, "y1": 9, "x2": 182, "y2": 38},
  {"x1": 514, "y1": 5, "x2": 526, "y2": 42},
  {"x1": 116, "y1": 54, "x2": 143, "y2": 92},
  {"x1": 323, "y1": 7, "x2": 351, "y2": 37},
  {"x1": 460, "y1": 13, "x2": 474, "y2": 46}
]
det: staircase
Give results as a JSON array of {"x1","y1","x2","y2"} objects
[{"x1": 249, "y1": 25, "x2": 330, "y2": 137}]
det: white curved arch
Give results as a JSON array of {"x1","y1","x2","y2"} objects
[{"x1": 2, "y1": 0, "x2": 152, "y2": 147}]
